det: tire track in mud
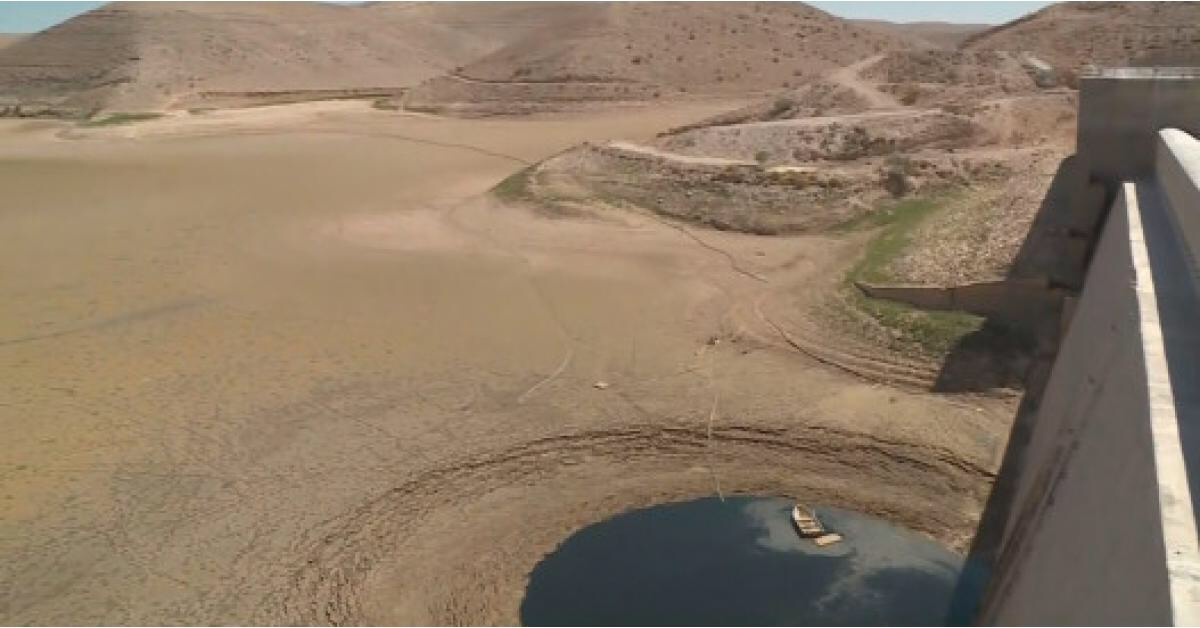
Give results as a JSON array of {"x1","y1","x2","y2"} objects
[
  {"x1": 270, "y1": 422, "x2": 993, "y2": 624},
  {"x1": 637, "y1": 210, "x2": 769, "y2": 284}
]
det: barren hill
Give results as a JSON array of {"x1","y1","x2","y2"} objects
[
  {"x1": 405, "y1": 2, "x2": 913, "y2": 115},
  {"x1": 854, "y1": 20, "x2": 990, "y2": 50},
  {"x1": 963, "y1": 2, "x2": 1200, "y2": 71},
  {"x1": 862, "y1": 49, "x2": 1042, "y2": 107},
  {"x1": 0, "y1": 34, "x2": 24, "y2": 50},
  {"x1": 0, "y1": 1, "x2": 568, "y2": 114}
]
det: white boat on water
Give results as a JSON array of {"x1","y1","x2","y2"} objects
[{"x1": 791, "y1": 504, "x2": 844, "y2": 546}]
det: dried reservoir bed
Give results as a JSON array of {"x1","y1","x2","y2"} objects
[{"x1": 0, "y1": 101, "x2": 1012, "y2": 624}]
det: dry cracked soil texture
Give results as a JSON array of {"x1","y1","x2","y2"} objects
[{"x1": 0, "y1": 101, "x2": 1013, "y2": 625}]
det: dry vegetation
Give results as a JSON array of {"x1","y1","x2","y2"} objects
[{"x1": 853, "y1": 20, "x2": 990, "y2": 49}]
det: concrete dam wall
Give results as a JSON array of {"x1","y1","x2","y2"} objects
[{"x1": 978, "y1": 100, "x2": 1200, "y2": 623}]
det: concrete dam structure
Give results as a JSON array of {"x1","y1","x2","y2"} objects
[{"x1": 977, "y1": 69, "x2": 1200, "y2": 624}]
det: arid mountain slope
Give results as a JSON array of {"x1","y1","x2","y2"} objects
[
  {"x1": 0, "y1": 1, "x2": 569, "y2": 113},
  {"x1": 406, "y1": 2, "x2": 913, "y2": 114},
  {"x1": 0, "y1": 34, "x2": 24, "y2": 50},
  {"x1": 963, "y1": 1, "x2": 1200, "y2": 70},
  {"x1": 854, "y1": 20, "x2": 990, "y2": 50}
]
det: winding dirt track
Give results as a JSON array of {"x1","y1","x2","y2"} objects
[
  {"x1": 826, "y1": 54, "x2": 904, "y2": 110},
  {"x1": 0, "y1": 101, "x2": 1012, "y2": 625}
]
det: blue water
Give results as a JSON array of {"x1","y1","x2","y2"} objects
[{"x1": 521, "y1": 496, "x2": 965, "y2": 626}]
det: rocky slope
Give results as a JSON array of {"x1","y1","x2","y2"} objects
[
  {"x1": 0, "y1": 34, "x2": 23, "y2": 50},
  {"x1": 963, "y1": 2, "x2": 1200, "y2": 73},
  {"x1": 854, "y1": 20, "x2": 990, "y2": 50},
  {"x1": 405, "y1": 2, "x2": 913, "y2": 115}
]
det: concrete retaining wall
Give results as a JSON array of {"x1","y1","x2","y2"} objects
[{"x1": 854, "y1": 278, "x2": 1062, "y2": 326}]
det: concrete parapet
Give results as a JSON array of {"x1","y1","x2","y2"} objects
[{"x1": 1157, "y1": 128, "x2": 1200, "y2": 273}]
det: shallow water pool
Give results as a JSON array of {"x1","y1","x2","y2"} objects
[{"x1": 521, "y1": 496, "x2": 965, "y2": 626}]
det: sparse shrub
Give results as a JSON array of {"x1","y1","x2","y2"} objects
[
  {"x1": 768, "y1": 96, "x2": 795, "y2": 118},
  {"x1": 754, "y1": 150, "x2": 771, "y2": 165},
  {"x1": 887, "y1": 154, "x2": 915, "y2": 174},
  {"x1": 80, "y1": 112, "x2": 163, "y2": 127},
  {"x1": 1059, "y1": 67, "x2": 1081, "y2": 89},
  {"x1": 897, "y1": 82, "x2": 921, "y2": 106},
  {"x1": 882, "y1": 155, "x2": 913, "y2": 197}
]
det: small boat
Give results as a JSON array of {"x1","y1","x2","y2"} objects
[{"x1": 791, "y1": 504, "x2": 843, "y2": 546}]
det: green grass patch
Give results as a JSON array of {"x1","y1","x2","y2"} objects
[
  {"x1": 846, "y1": 197, "x2": 944, "y2": 284},
  {"x1": 841, "y1": 193, "x2": 985, "y2": 357},
  {"x1": 80, "y1": 112, "x2": 164, "y2": 127},
  {"x1": 371, "y1": 98, "x2": 401, "y2": 111},
  {"x1": 847, "y1": 291, "x2": 983, "y2": 357},
  {"x1": 492, "y1": 166, "x2": 534, "y2": 202}
]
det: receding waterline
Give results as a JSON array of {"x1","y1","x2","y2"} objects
[{"x1": 521, "y1": 496, "x2": 964, "y2": 626}]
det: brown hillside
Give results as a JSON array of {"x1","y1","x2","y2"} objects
[
  {"x1": 0, "y1": 1, "x2": 567, "y2": 114},
  {"x1": 854, "y1": 20, "x2": 990, "y2": 50},
  {"x1": 0, "y1": 34, "x2": 24, "y2": 50},
  {"x1": 406, "y1": 2, "x2": 912, "y2": 115},
  {"x1": 862, "y1": 50, "x2": 1040, "y2": 107},
  {"x1": 962, "y1": 2, "x2": 1200, "y2": 70}
]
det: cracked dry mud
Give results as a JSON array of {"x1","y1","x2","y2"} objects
[{"x1": 0, "y1": 101, "x2": 1014, "y2": 625}]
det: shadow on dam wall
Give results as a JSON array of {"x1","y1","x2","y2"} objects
[
  {"x1": 955, "y1": 68, "x2": 1200, "y2": 622},
  {"x1": 941, "y1": 154, "x2": 1084, "y2": 621},
  {"x1": 945, "y1": 131, "x2": 1164, "y2": 620},
  {"x1": 851, "y1": 152, "x2": 1097, "y2": 620},
  {"x1": 943, "y1": 147, "x2": 1139, "y2": 623}
]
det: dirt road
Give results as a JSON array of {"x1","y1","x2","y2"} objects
[
  {"x1": 826, "y1": 54, "x2": 904, "y2": 110},
  {"x1": 0, "y1": 101, "x2": 1012, "y2": 624}
]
